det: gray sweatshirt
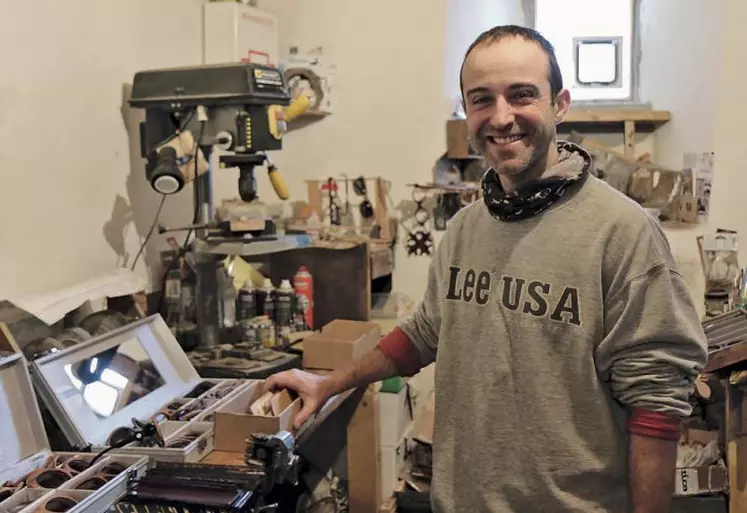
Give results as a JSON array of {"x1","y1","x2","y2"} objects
[{"x1": 399, "y1": 151, "x2": 708, "y2": 513}]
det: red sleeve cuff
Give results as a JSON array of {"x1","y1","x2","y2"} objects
[
  {"x1": 628, "y1": 408, "x2": 681, "y2": 441},
  {"x1": 377, "y1": 327, "x2": 423, "y2": 377}
]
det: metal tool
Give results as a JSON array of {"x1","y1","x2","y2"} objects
[
  {"x1": 118, "y1": 432, "x2": 299, "y2": 513},
  {"x1": 245, "y1": 431, "x2": 299, "y2": 499},
  {"x1": 406, "y1": 187, "x2": 433, "y2": 256},
  {"x1": 129, "y1": 62, "x2": 311, "y2": 349},
  {"x1": 703, "y1": 309, "x2": 747, "y2": 353},
  {"x1": 91, "y1": 418, "x2": 164, "y2": 466}
]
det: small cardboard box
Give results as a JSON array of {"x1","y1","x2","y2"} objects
[
  {"x1": 674, "y1": 465, "x2": 728, "y2": 496},
  {"x1": 302, "y1": 319, "x2": 381, "y2": 370},
  {"x1": 682, "y1": 427, "x2": 720, "y2": 446},
  {"x1": 213, "y1": 381, "x2": 302, "y2": 452},
  {"x1": 446, "y1": 119, "x2": 470, "y2": 159}
]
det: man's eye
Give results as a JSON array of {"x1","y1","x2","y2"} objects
[
  {"x1": 513, "y1": 90, "x2": 534, "y2": 100},
  {"x1": 471, "y1": 96, "x2": 491, "y2": 105}
]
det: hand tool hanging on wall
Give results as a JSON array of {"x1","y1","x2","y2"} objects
[
  {"x1": 340, "y1": 174, "x2": 355, "y2": 228},
  {"x1": 353, "y1": 176, "x2": 375, "y2": 220},
  {"x1": 406, "y1": 187, "x2": 434, "y2": 256},
  {"x1": 433, "y1": 195, "x2": 448, "y2": 231},
  {"x1": 327, "y1": 177, "x2": 341, "y2": 225}
]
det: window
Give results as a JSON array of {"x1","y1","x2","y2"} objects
[{"x1": 534, "y1": 0, "x2": 636, "y2": 102}]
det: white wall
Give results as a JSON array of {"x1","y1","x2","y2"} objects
[
  {"x1": 0, "y1": 0, "x2": 209, "y2": 299},
  {"x1": 443, "y1": 0, "x2": 528, "y2": 102},
  {"x1": 254, "y1": 0, "x2": 449, "y2": 304},
  {"x1": 707, "y1": 0, "x2": 747, "y2": 292},
  {"x1": 636, "y1": 0, "x2": 726, "y2": 310},
  {"x1": 638, "y1": 0, "x2": 724, "y2": 170}
]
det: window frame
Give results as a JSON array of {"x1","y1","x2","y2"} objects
[
  {"x1": 573, "y1": 36, "x2": 623, "y2": 87},
  {"x1": 529, "y1": 0, "x2": 641, "y2": 104}
]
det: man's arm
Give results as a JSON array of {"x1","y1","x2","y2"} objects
[
  {"x1": 629, "y1": 411, "x2": 679, "y2": 513},
  {"x1": 266, "y1": 229, "x2": 449, "y2": 427},
  {"x1": 322, "y1": 327, "x2": 424, "y2": 398},
  {"x1": 595, "y1": 263, "x2": 708, "y2": 513}
]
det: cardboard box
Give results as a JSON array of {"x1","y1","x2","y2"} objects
[
  {"x1": 674, "y1": 465, "x2": 728, "y2": 496},
  {"x1": 380, "y1": 426, "x2": 412, "y2": 503},
  {"x1": 213, "y1": 381, "x2": 302, "y2": 452},
  {"x1": 379, "y1": 385, "x2": 414, "y2": 447},
  {"x1": 446, "y1": 119, "x2": 470, "y2": 159},
  {"x1": 682, "y1": 428, "x2": 720, "y2": 446},
  {"x1": 348, "y1": 387, "x2": 382, "y2": 513},
  {"x1": 303, "y1": 319, "x2": 381, "y2": 370}
]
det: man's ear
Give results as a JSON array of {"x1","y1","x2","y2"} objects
[{"x1": 553, "y1": 89, "x2": 571, "y2": 124}]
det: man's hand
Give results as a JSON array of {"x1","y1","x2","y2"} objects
[
  {"x1": 264, "y1": 369, "x2": 334, "y2": 430},
  {"x1": 264, "y1": 346, "x2": 404, "y2": 430}
]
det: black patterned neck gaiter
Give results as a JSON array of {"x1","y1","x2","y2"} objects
[{"x1": 481, "y1": 141, "x2": 592, "y2": 222}]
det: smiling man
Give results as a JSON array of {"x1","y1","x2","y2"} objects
[{"x1": 266, "y1": 25, "x2": 708, "y2": 513}]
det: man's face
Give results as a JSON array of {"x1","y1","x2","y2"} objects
[{"x1": 461, "y1": 37, "x2": 570, "y2": 180}]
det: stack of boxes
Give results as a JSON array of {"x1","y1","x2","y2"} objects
[
  {"x1": 302, "y1": 320, "x2": 383, "y2": 512},
  {"x1": 378, "y1": 377, "x2": 415, "y2": 503}
]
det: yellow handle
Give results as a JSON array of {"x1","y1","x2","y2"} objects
[
  {"x1": 268, "y1": 166, "x2": 289, "y2": 200},
  {"x1": 283, "y1": 95, "x2": 311, "y2": 122}
]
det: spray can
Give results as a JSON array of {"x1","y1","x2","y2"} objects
[
  {"x1": 293, "y1": 266, "x2": 314, "y2": 330},
  {"x1": 275, "y1": 280, "x2": 294, "y2": 326},
  {"x1": 275, "y1": 279, "x2": 294, "y2": 345},
  {"x1": 258, "y1": 278, "x2": 276, "y2": 323},
  {"x1": 236, "y1": 280, "x2": 257, "y2": 321}
]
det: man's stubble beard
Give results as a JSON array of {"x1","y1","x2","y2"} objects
[{"x1": 472, "y1": 133, "x2": 540, "y2": 178}]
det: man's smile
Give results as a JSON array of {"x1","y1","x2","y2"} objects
[{"x1": 485, "y1": 133, "x2": 528, "y2": 147}]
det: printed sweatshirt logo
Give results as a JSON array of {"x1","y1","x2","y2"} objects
[{"x1": 445, "y1": 266, "x2": 581, "y2": 326}]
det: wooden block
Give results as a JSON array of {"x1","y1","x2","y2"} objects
[
  {"x1": 624, "y1": 120, "x2": 636, "y2": 157},
  {"x1": 379, "y1": 497, "x2": 397, "y2": 513},
  {"x1": 678, "y1": 194, "x2": 699, "y2": 223},
  {"x1": 270, "y1": 390, "x2": 293, "y2": 416},
  {"x1": 0, "y1": 322, "x2": 21, "y2": 354},
  {"x1": 229, "y1": 218, "x2": 266, "y2": 232},
  {"x1": 627, "y1": 168, "x2": 654, "y2": 203},
  {"x1": 250, "y1": 391, "x2": 274, "y2": 415}
]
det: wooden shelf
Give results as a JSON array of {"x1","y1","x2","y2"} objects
[
  {"x1": 562, "y1": 108, "x2": 671, "y2": 125},
  {"x1": 560, "y1": 108, "x2": 671, "y2": 157},
  {"x1": 297, "y1": 110, "x2": 329, "y2": 120},
  {"x1": 287, "y1": 110, "x2": 330, "y2": 132}
]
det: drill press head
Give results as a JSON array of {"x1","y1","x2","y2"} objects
[{"x1": 129, "y1": 62, "x2": 293, "y2": 202}]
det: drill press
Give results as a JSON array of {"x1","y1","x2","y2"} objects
[{"x1": 129, "y1": 62, "x2": 309, "y2": 365}]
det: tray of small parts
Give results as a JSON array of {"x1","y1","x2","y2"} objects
[
  {"x1": 0, "y1": 352, "x2": 149, "y2": 513},
  {"x1": 28, "y1": 315, "x2": 259, "y2": 463}
]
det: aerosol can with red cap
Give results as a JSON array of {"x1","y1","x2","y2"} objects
[{"x1": 293, "y1": 266, "x2": 313, "y2": 330}]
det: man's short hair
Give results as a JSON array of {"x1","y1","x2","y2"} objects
[{"x1": 460, "y1": 25, "x2": 563, "y2": 100}]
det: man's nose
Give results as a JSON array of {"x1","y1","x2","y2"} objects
[{"x1": 490, "y1": 97, "x2": 515, "y2": 128}]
